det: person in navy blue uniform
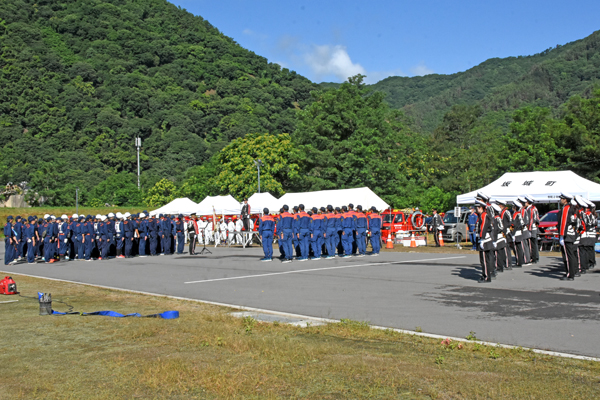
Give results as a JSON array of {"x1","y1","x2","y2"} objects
[
  {"x1": 106, "y1": 213, "x2": 116, "y2": 258},
  {"x1": 279, "y1": 205, "x2": 294, "y2": 263},
  {"x1": 296, "y1": 204, "x2": 312, "y2": 261},
  {"x1": 310, "y1": 207, "x2": 323, "y2": 260},
  {"x1": 97, "y1": 216, "x2": 107, "y2": 260},
  {"x1": 175, "y1": 214, "x2": 185, "y2": 254},
  {"x1": 24, "y1": 216, "x2": 37, "y2": 264},
  {"x1": 161, "y1": 214, "x2": 172, "y2": 255},
  {"x1": 368, "y1": 207, "x2": 382, "y2": 256},
  {"x1": 259, "y1": 208, "x2": 275, "y2": 262},
  {"x1": 148, "y1": 214, "x2": 158, "y2": 256},
  {"x1": 36, "y1": 217, "x2": 45, "y2": 259},
  {"x1": 42, "y1": 216, "x2": 55, "y2": 263},
  {"x1": 13, "y1": 216, "x2": 23, "y2": 261},
  {"x1": 83, "y1": 215, "x2": 95, "y2": 261},
  {"x1": 354, "y1": 205, "x2": 368, "y2": 256},
  {"x1": 123, "y1": 212, "x2": 134, "y2": 258},
  {"x1": 341, "y1": 206, "x2": 355, "y2": 257},
  {"x1": 138, "y1": 213, "x2": 148, "y2": 257},
  {"x1": 324, "y1": 205, "x2": 337, "y2": 259},
  {"x1": 4, "y1": 216, "x2": 17, "y2": 265}
]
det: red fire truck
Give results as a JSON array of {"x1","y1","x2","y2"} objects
[{"x1": 381, "y1": 208, "x2": 427, "y2": 240}]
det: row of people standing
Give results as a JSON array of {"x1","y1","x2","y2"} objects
[
  {"x1": 258, "y1": 204, "x2": 383, "y2": 262},
  {"x1": 3, "y1": 212, "x2": 192, "y2": 265},
  {"x1": 473, "y1": 192, "x2": 596, "y2": 282}
]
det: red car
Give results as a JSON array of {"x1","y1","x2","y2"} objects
[{"x1": 538, "y1": 210, "x2": 559, "y2": 236}]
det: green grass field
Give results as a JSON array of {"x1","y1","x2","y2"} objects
[{"x1": 1, "y1": 274, "x2": 599, "y2": 399}]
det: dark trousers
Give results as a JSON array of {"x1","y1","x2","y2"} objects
[
  {"x1": 310, "y1": 230, "x2": 322, "y2": 258},
  {"x1": 101, "y1": 237, "x2": 110, "y2": 259},
  {"x1": 282, "y1": 230, "x2": 293, "y2": 260},
  {"x1": 578, "y1": 245, "x2": 589, "y2": 272},
  {"x1": 356, "y1": 228, "x2": 367, "y2": 255},
  {"x1": 84, "y1": 236, "x2": 94, "y2": 260},
  {"x1": 149, "y1": 234, "x2": 157, "y2": 255},
  {"x1": 176, "y1": 232, "x2": 185, "y2": 254},
  {"x1": 188, "y1": 233, "x2": 196, "y2": 254},
  {"x1": 434, "y1": 229, "x2": 441, "y2": 246},
  {"x1": 161, "y1": 235, "x2": 171, "y2": 254},
  {"x1": 496, "y1": 245, "x2": 507, "y2": 271},
  {"x1": 262, "y1": 231, "x2": 273, "y2": 259},
  {"x1": 277, "y1": 234, "x2": 285, "y2": 258},
  {"x1": 530, "y1": 237, "x2": 539, "y2": 262},
  {"x1": 342, "y1": 229, "x2": 353, "y2": 255},
  {"x1": 4, "y1": 238, "x2": 14, "y2": 265},
  {"x1": 124, "y1": 237, "x2": 133, "y2": 257},
  {"x1": 515, "y1": 240, "x2": 526, "y2": 266},
  {"x1": 371, "y1": 231, "x2": 381, "y2": 254},
  {"x1": 27, "y1": 240, "x2": 36, "y2": 263},
  {"x1": 523, "y1": 238, "x2": 531, "y2": 264},
  {"x1": 585, "y1": 245, "x2": 595, "y2": 269},
  {"x1": 479, "y1": 250, "x2": 493, "y2": 280},
  {"x1": 561, "y1": 242, "x2": 578, "y2": 278}
]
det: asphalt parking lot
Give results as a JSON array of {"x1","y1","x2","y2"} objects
[{"x1": 3, "y1": 247, "x2": 600, "y2": 357}]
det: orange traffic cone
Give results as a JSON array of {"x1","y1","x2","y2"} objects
[
  {"x1": 410, "y1": 233, "x2": 417, "y2": 248},
  {"x1": 386, "y1": 232, "x2": 394, "y2": 249},
  {"x1": 438, "y1": 231, "x2": 444, "y2": 247}
]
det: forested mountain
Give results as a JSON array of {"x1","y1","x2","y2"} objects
[
  {"x1": 371, "y1": 30, "x2": 600, "y2": 132},
  {"x1": 0, "y1": 0, "x2": 315, "y2": 205}
]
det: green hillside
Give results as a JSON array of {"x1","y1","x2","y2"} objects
[
  {"x1": 322, "y1": 31, "x2": 600, "y2": 133},
  {"x1": 0, "y1": 0, "x2": 315, "y2": 205}
]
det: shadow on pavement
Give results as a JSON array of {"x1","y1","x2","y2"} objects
[{"x1": 451, "y1": 266, "x2": 482, "y2": 281}]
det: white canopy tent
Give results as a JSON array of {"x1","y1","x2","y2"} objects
[
  {"x1": 149, "y1": 197, "x2": 199, "y2": 216},
  {"x1": 456, "y1": 171, "x2": 600, "y2": 204},
  {"x1": 247, "y1": 192, "x2": 282, "y2": 214},
  {"x1": 196, "y1": 195, "x2": 242, "y2": 216},
  {"x1": 278, "y1": 187, "x2": 389, "y2": 210}
]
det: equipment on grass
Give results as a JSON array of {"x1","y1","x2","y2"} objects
[
  {"x1": 409, "y1": 233, "x2": 417, "y2": 248},
  {"x1": 39, "y1": 292, "x2": 52, "y2": 315},
  {"x1": 438, "y1": 231, "x2": 445, "y2": 246},
  {"x1": 0, "y1": 276, "x2": 17, "y2": 295}
]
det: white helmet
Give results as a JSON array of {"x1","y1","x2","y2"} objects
[
  {"x1": 100, "y1": 215, "x2": 107, "y2": 221},
  {"x1": 124, "y1": 212, "x2": 131, "y2": 218},
  {"x1": 95, "y1": 214, "x2": 102, "y2": 219},
  {"x1": 108, "y1": 213, "x2": 115, "y2": 218},
  {"x1": 72, "y1": 213, "x2": 79, "y2": 219},
  {"x1": 116, "y1": 212, "x2": 123, "y2": 219},
  {"x1": 50, "y1": 215, "x2": 56, "y2": 220},
  {"x1": 44, "y1": 214, "x2": 50, "y2": 219},
  {"x1": 140, "y1": 213, "x2": 146, "y2": 218}
]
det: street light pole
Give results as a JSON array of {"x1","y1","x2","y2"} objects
[
  {"x1": 254, "y1": 159, "x2": 263, "y2": 193},
  {"x1": 135, "y1": 137, "x2": 141, "y2": 189}
]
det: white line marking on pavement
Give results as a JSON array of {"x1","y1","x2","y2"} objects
[
  {"x1": 183, "y1": 256, "x2": 467, "y2": 284},
  {"x1": 2, "y1": 269, "x2": 599, "y2": 362}
]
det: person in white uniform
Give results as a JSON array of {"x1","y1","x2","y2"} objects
[{"x1": 235, "y1": 217, "x2": 244, "y2": 244}]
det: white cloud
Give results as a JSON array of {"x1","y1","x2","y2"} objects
[
  {"x1": 410, "y1": 62, "x2": 434, "y2": 76},
  {"x1": 303, "y1": 44, "x2": 366, "y2": 82}
]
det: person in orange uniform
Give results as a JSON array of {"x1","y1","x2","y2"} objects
[
  {"x1": 354, "y1": 205, "x2": 368, "y2": 256},
  {"x1": 368, "y1": 207, "x2": 382, "y2": 256},
  {"x1": 259, "y1": 208, "x2": 274, "y2": 262}
]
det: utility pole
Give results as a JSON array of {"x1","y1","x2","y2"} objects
[
  {"x1": 135, "y1": 137, "x2": 141, "y2": 189},
  {"x1": 76, "y1": 187, "x2": 79, "y2": 215},
  {"x1": 254, "y1": 159, "x2": 263, "y2": 193}
]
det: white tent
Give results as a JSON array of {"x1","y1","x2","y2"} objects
[
  {"x1": 149, "y1": 197, "x2": 199, "y2": 216},
  {"x1": 456, "y1": 171, "x2": 600, "y2": 204},
  {"x1": 247, "y1": 192, "x2": 282, "y2": 214},
  {"x1": 196, "y1": 195, "x2": 242, "y2": 216},
  {"x1": 278, "y1": 187, "x2": 389, "y2": 210}
]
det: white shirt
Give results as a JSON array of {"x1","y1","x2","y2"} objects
[
  {"x1": 235, "y1": 220, "x2": 243, "y2": 232},
  {"x1": 227, "y1": 222, "x2": 235, "y2": 232}
]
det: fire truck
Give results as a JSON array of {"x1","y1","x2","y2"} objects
[{"x1": 381, "y1": 208, "x2": 427, "y2": 240}]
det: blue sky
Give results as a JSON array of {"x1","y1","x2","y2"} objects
[{"x1": 171, "y1": 0, "x2": 600, "y2": 84}]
